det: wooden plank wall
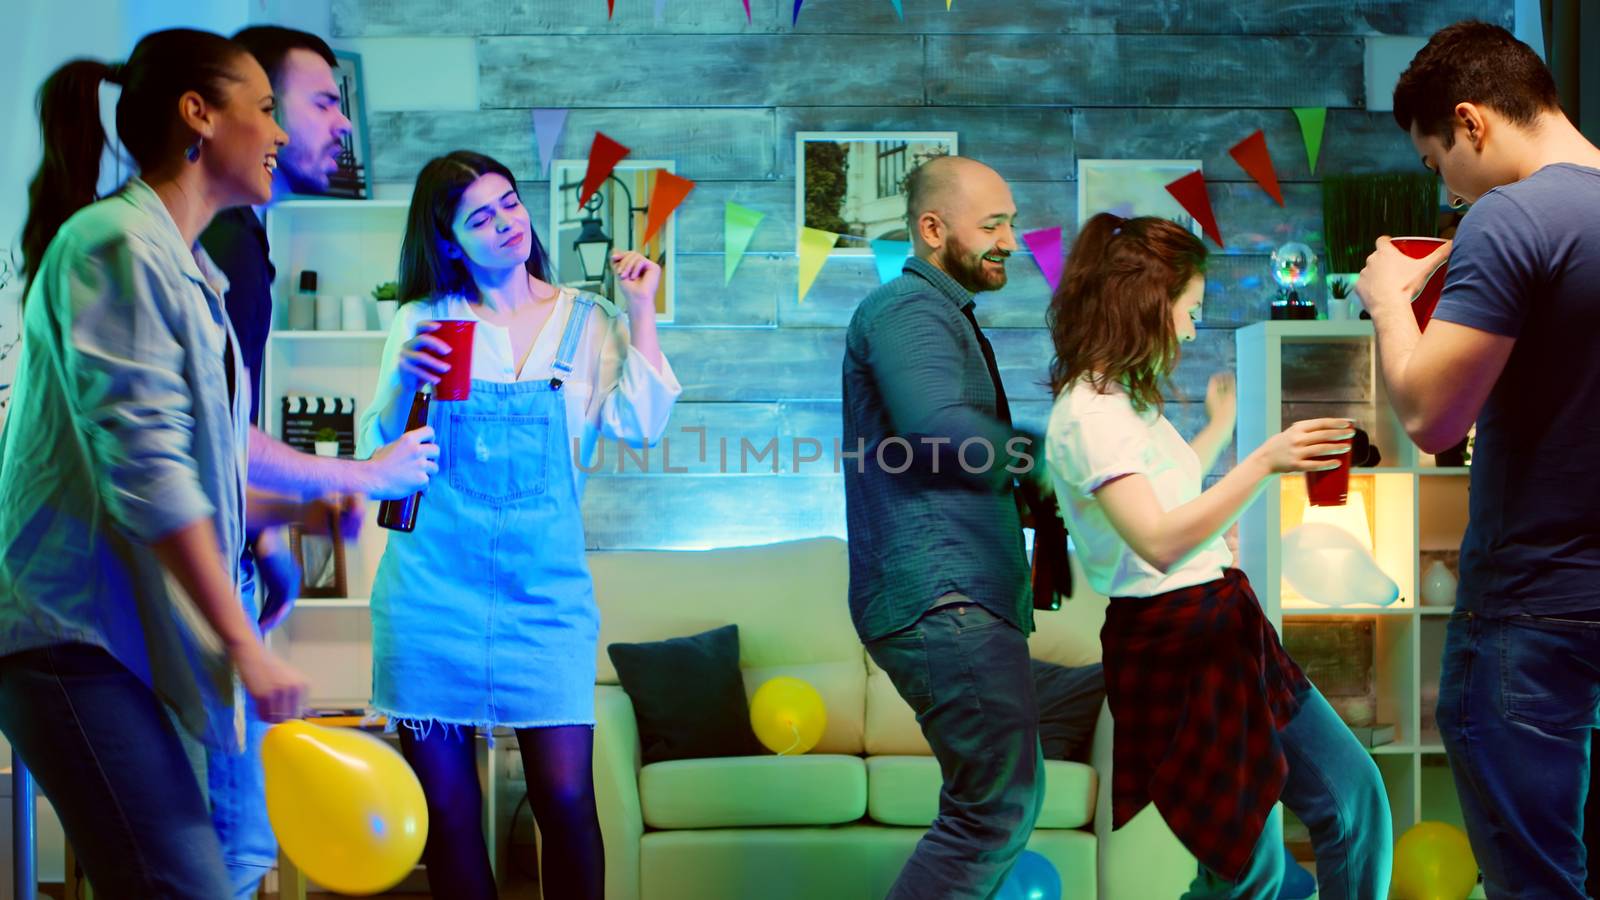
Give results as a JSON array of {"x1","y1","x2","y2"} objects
[{"x1": 335, "y1": 0, "x2": 1510, "y2": 549}]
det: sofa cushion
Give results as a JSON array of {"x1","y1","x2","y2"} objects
[
  {"x1": 865, "y1": 756, "x2": 1097, "y2": 829},
  {"x1": 639, "y1": 755, "x2": 867, "y2": 829},
  {"x1": 637, "y1": 825, "x2": 1097, "y2": 900},
  {"x1": 1033, "y1": 660, "x2": 1106, "y2": 761},
  {"x1": 608, "y1": 625, "x2": 765, "y2": 764}
]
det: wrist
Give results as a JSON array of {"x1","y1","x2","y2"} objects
[{"x1": 1242, "y1": 447, "x2": 1275, "y2": 480}]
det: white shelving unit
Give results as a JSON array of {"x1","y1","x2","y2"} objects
[
  {"x1": 258, "y1": 199, "x2": 526, "y2": 892},
  {"x1": 1236, "y1": 321, "x2": 1475, "y2": 884}
]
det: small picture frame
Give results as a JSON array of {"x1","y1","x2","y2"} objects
[
  {"x1": 795, "y1": 131, "x2": 958, "y2": 255},
  {"x1": 1076, "y1": 159, "x2": 1204, "y2": 238},
  {"x1": 323, "y1": 49, "x2": 373, "y2": 200},
  {"x1": 548, "y1": 159, "x2": 676, "y2": 322},
  {"x1": 287, "y1": 517, "x2": 348, "y2": 600}
]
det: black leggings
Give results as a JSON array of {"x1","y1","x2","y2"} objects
[{"x1": 398, "y1": 723, "x2": 604, "y2": 900}]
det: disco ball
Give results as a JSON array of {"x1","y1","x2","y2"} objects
[{"x1": 1270, "y1": 242, "x2": 1319, "y2": 289}]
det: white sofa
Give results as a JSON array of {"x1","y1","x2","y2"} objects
[{"x1": 586, "y1": 537, "x2": 1196, "y2": 900}]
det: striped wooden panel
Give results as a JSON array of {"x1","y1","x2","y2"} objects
[
  {"x1": 926, "y1": 35, "x2": 1363, "y2": 108},
  {"x1": 369, "y1": 108, "x2": 776, "y2": 183},
  {"x1": 1074, "y1": 108, "x2": 1421, "y2": 181},
  {"x1": 479, "y1": 35, "x2": 925, "y2": 108},
  {"x1": 335, "y1": 0, "x2": 1508, "y2": 38}
]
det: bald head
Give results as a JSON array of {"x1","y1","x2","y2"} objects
[
  {"x1": 905, "y1": 155, "x2": 1004, "y2": 225},
  {"x1": 903, "y1": 156, "x2": 1018, "y2": 292}
]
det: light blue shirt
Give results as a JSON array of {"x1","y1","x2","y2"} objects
[{"x1": 0, "y1": 178, "x2": 249, "y2": 747}]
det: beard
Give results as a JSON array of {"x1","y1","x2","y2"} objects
[
  {"x1": 940, "y1": 234, "x2": 1008, "y2": 293},
  {"x1": 280, "y1": 142, "x2": 336, "y2": 195}
]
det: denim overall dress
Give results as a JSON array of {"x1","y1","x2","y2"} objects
[{"x1": 369, "y1": 297, "x2": 601, "y2": 730}]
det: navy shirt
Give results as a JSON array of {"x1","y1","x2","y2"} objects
[
  {"x1": 1431, "y1": 163, "x2": 1600, "y2": 615},
  {"x1": 842, "y1": 257, "x2": 1033, "y2": 642},
  {"x1": 199, "y1": 206, "x2": 274, "y2": 424}
]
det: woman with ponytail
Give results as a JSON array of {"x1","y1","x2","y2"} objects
[
  {"x1": 1042, "y1": 213, "x2": 1392, "y2": 898},
  {"x1": 0, "y1": 29, "x2": 309, "y2": 898}
]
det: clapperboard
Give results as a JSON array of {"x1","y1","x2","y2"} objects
[{"x1": 281, "y1": 394, "x2": 357, "y2": 458}]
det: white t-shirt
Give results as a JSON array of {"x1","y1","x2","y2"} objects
[{"x1": 1045, "y1": 378, "x2": 1232, "y2": 598}]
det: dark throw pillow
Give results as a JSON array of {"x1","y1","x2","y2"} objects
[
  {"x1": 1033, "y1": 659, "x2": 1107, "y2": 762},
  {"x1": 606, "y1": 624, "x2": 765, "y2": 764}
]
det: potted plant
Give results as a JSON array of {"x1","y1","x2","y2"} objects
[
  {"x1": 1327, "y1": 275, "x2": 1357, "y2": 320},
  {"x1": 372, "y1": 280, "x2": 400, "y2": 330},
  {"x1": 313, "y1": 426, "x2": 341, "y2": 458}
]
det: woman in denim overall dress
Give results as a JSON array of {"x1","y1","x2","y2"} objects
[{"x1": 358, "y1": 151, "x2": 681, "y2": 899}]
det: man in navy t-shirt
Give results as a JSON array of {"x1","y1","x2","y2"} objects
[{"x1": 1358, "y1": 21, "x2": 1600, "y2": 898}]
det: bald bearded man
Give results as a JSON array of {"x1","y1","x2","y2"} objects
[{"x1": 842, "y1": 156, "x2": 1045, "y2": 899}]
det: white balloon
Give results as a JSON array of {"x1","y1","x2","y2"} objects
[{"x1": 1282, "y1": 522, "x2": 1401, "y2": 607}]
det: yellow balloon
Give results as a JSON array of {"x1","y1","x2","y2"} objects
[
  {"x1": 1391, "y1": 820, "x2": 1478, "y2": 900},
  {"x1": 750, "y1": 677, "x2": 827, "y2": 755},
  {"x1": 262, "y1": 721, "x2": 429, "y2": 896}
]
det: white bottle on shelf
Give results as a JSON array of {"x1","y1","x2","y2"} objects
[
  {"x1": 289, "y1": 270, "x2": 318, "y2": 331},
  {"x1": 341, "y1": 294, "x2": 368, "y2": 331},
  {"x1": 315, "y1": 293, "x2": 341, "y2": 331}
]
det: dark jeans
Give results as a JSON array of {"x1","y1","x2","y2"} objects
[
  {"x1": 865, "y1": 600, "x2": 1044, "y2": 900},
  {"x1": 0, "y1": 643, "x2": 232, "y2": 899},
  {"x1": 1438, "y1": 612, "x2": 1600, "y2": 899}
]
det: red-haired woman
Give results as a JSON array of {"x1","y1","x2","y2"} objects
[{"x1": 1043, "y1": 213, "x2": 1391, "y2": 898}]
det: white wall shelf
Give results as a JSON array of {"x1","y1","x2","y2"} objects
[{"x1": 1236, "y1": 321, "x2": 1473, "y2": 861}]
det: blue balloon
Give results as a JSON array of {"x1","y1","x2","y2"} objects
[
  {"x1": 996, "y1": 850, "x2": 1062, "y2": 900},
  {"x1": 1278, "y1": 846, "x2": 1316, "y2": 899}
]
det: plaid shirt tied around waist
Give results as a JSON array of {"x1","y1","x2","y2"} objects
[{"x1": 1102, "y1": 569, "x2": 1311, "y2": 881}]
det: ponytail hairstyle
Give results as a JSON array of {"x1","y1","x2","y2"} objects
[
  {"x1": 21, "y1": 29, "x2": 247, "y2": 291},
  {"x1": 1046, "y1": 213, "x2": 1209, "y2": 414},
  {"x1": 397, "y1": 150, "x2": 553, "y2": 303}
]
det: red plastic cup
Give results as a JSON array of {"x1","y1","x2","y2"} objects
[
  {"x1": 1306, "y1": 440, "x2": 1353, "y2": 507},
  {"x1": 429, "y1": 319, "x2": 476, "y2": 401},
  {"x1": 1391, "y1": 236, "x2": 1450, "y2": 331}
]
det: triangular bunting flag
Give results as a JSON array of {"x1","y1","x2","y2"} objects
[
  {"x1": 725, "y1": 202, "x2": 766, "y2": 284},
  {"x1": 946, "y1": 0, "x2": 953, "y2": 8},
  {"x1": 579, "y1": 133, "x2": 631, "y2": 208},
  {"x1": 792, "y1": 0, "x2": 804, "y2": 25},
  {"x1": 1228, "y1": 129, "x2": 1284, "y2": 206},
  {"x1": 798, "y1": 227, "x2": 839, "y2": 302},
  {"x1": 531, "y1": 108, "x2": 568, "y2": 177},
  {"x1": 1021, "y1": 227, "x2": 1065, "y2": 292},
  {"x1": 887, "y1": 0, "x2": 903, "y2": 20},
  {"x1": 607, "y1": 0, "x2": 615, "y2": 19},
  {"x1": 1292, "y1": 107, "x2": 1327, "y2": 175},
  {"x1": 870, "y1": 239, "x2": 911, "y2": 284},
  {"x1": 641, "y1": 171, "x2": 695, "y2": 247},
  {"x1": 743, "y1": 0, "x2": 751, "y2": 23},
  {"x1": 1164, "y1": 170, "x2": 1224, "y2": 248},
  {"x1": 655, "y1": 0, "x2": 667, "y2": 22}
]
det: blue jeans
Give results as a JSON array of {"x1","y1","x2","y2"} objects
[
  {"x1": 202, "y1": 567, "x2": 277, "y2": 900},
  {"x1": 865, "y1": 600, "x2": 1044, "y2": 900},
  {"x1": 1182, "y1": 685, "x2": 1392, "y2": 899},
  {"x1": 206, "y1": 702, "x2": 274, "y2": 899},
  {"x1": 0, "y1": 643, "x2": 233, "y2": 899},
  {"x1": 1438, "y1": 612, "x2": 1600, "y2": 899}
]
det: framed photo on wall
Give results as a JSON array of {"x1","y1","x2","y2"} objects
[
  {"x1": 323, "y1": 49, "x2": 373, "y2": 199},
  {"x1": 795, "y1": 131, "x2": 958, "y2": 256},
  {"x1": 1076, "y1": 159, "x2": 1204, "y2": 238},
  {"x1": 548, "y1": 159, "x2": 676, "y2": 323}
]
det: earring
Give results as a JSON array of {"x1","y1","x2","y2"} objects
[{"x1": 185, "y1": 138, "x2": 202, "y2": 163}]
